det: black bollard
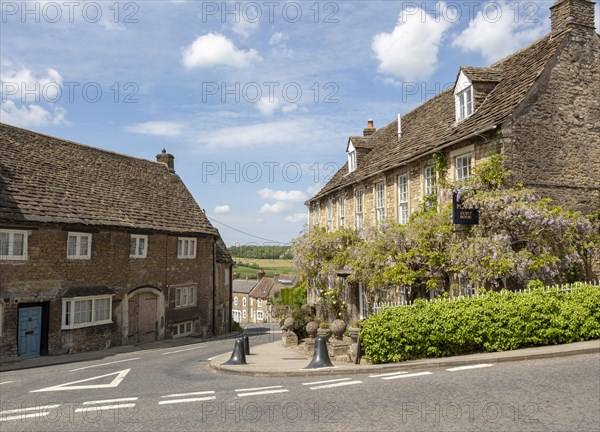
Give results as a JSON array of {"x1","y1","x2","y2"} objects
[
  {"x1": 223, "y1": 338, "x2": 247, "y2": 365},
  {"x1": 243, "y1": 335, "x2": 250, "y2": 355},
  {"x1": 304, "y1": 336, "x2": 334, "y2": 369}
]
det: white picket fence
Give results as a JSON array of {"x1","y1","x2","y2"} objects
[{"x1": 369, "y1": 280, "x2": 600, "y2": 316}]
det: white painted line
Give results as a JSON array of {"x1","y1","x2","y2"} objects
[
  {"x1": 82, "y1": 397, "x2": 138, "y2": 405},
  {"x1": 369, "y1": 371, "x2": 408, "y2": 378},
  {"x1": 158, "y1": 396, "x2": 216, "y2": 405},
  {"x1": 237, "y1": 389, "x2": 289, "y2": 398},
  {"x1": 206, "y1": 355, "x2": 218, "y2": 361},
  {"x1": 70, "y1": 358, "x2": 140, "y2": 372},
  {"x1": 302, "y1": 378, "x2": 352, "y2": 386},
  {"x1": 235, "y1": 385, "x2": 283, "y2": 392},
  {"x1": 309, "y1": 380, "x2": 362, "y2": 390},
  {"x1": 75, "y1": 404, "x2": 136, "y2": 413},
  {"x1": 382, "y1": 371, "x2": 433, "y2": 380},
  {"x1": 31, "y1": 368, "x2": 131, "y2": 392},
  {"x1": 162, "y1": 346, "x2": 204, "y2": 355},
  {"x1": 1, "y1": 412, "x2": 50, "y2": 422},
  {"x1": 447, "y1": 364, "x2": 493, "y2": 372},
  {"x1": 162, "y1": 391, "x2": 215, "y2": 398},
  {"x1": 0, "y1": 405, "x2": 60, "y2": 415},
  {"x1": 0, "y1": 381, "x2": 14, "y2": 385}
]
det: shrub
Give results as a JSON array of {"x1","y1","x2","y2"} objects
[{"x1": 360, "y1": 284, "x2": 600, "y2": 364}]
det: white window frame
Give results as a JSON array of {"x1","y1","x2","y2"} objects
[
  {"x1": 338, "y1": 195, "x2": 345, "y2": 227},
  {"x1": 257, "y1": 298, "x2": 263, "y2": 308},
  {"x1": 375, "y1": 182, "x2": 385, "y2": 224},
  {"x1": 257, "y1": 310, "x2": 264, "y2": 321},
  {"x1": 455, "y1": 153, "x2": 473, "y2": 182},
  {"x1": 397, "y1": 174, "x2": 409, "y2": 224},
  {"x1": 326, "y1": 199, "x2": 333, "y2": 231},
  {"x1": 234, "y1": 296, "x2": 238, "y2": 306},
  {"x1": 242, "y1": 297, "x2": 247, "y2": 307},
  {"x1": 456, "y1": 87, "x2": 474, "y2": 122},
  {"x1": 348, "y1": 150, "x2": 357, "y2": 173},
  {"x1": 62, "y1": 295, "x2": 112, "y2": 330},
  {"x1": 173, "y1": 321, "x2": 193, "y2": 338},
  {"x1": 175, "y1": 285, "x2": 197, "y2": 308},
  {"x1": 0, "y1": 229, "x2": 28, "y2": 261},
  {"x1": 314, "y1": 204, "x2": 320, "y2": 227},
  {"x1": 129, "y1": 234, "x2": 148, "y2": 259},
  {"x1": 355, "y1": 189, "x2": 364, "y2": 229},
  {"x1": 232, "y1": 309, "x2": 241, "y2": 322},
  {"x1": 242, "y1": 310, "x2": 247, "y2": 319},
  {"x1": 67, "y1": 232, "x2": 92, "y2": 260},
  {"x1": 177, "y1": 237, "x2": 197, "y2": 259},
  {"x1": 424, "y1": 166, "x2": 437, "y2": 196}
]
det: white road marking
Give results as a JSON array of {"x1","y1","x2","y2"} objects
[
  {"x1": 235, "y1": 385, "x2": 283, "y2": 392},
  {"x1": 161, "y1": 346, "x2": 204, "y2": 355},
  {"x1": 369, "y1": 371, "x2": 408, "y2": 378},
  {"x1": 0, "y1": 381, "x2": 14, "y2": 385},
  {"x1": 302, "y1": 378, "x2": 352, "y2": 386},
  {"x1": 0, "y1": 405, "x2": 60, "y2": 415},
  {"x1": 1, "y1": 412, "x2": 51, "y2": 422},
  {"x1": 236, "y1": 389, "x2": 289, "y2": 397},
  {"x1": 82, "y1": 397, "x2": 138, "y2": 405},
  {"x1": 162, "y1": 391, "x2": 215, "y2": 398},
  {"x1": 382, "y1": 371, "x2": 433, "y2": 380},
  {"x1": 70, "y1": 358, "x2": 140, "y2": 372},
  {"x1": 158, "y1": 396, "x2": 216, "y2": 405},
  {"x1": 31, "y1": 369, "x2": 131, "y2": 392},
  {"x1": 447, "y1": 364, "x2": 493, "y2": 372},
  {"x1": 75, "y1": 404, "x2": 136, "y2": 413},
  {"x1": 309, "y1": 380, "x2": 362, "y2": 390}
]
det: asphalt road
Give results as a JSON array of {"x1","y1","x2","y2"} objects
[{"x1": 1, "y1": 325, "x2": 598, "y2": 432}]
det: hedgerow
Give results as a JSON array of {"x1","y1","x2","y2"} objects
[{"x1": 360, "y1": 284, "x2": 600, "y2": 364}]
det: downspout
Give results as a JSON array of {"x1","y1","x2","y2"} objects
[
  {"x1": 212, "y1": 237, "x2": 217, "y2": 337},
  {"x1": 228, "y1": 263, "x2": 233, "y2": 332}
]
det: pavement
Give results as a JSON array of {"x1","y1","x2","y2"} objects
[
  {"x1": 208, "y1": 338, "x2": 600, "y2": 377},
  {"x1": 2, "y1": 332, "x2": 598, "y2": 377}
]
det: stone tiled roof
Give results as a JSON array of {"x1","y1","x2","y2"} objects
[
  {"x1": 233, "y1": 279, "x2": 258, "y2": 294},
  {"x1": 249, "y1": 277, "x2": 276, "y2": 299},
  {"x1": 215, "y1": 236, "x2": 232, "y2": 263},
  {"x1": 308, "y1": 30, "x2": 571, "y2": 203},
  {"x1": 460, "y1": 66, "x2": 503, "y2": 82},
  {"x1": 0, "y1": 123, "x2": 217, "y2": 236},
  {"x1": 349, "y1": 136, "x2": 376, "y2": 149}
]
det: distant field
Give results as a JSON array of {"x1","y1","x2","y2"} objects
[{"x1": 232, "y1": 258, "x2": 295, "y2": 279}]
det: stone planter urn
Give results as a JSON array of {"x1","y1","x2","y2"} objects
[
  {"x1": 317, "y1": 327, "x2": 332, "y2": 340},
  {"x1": 330, "y1": 319, "x2": 346, "y2": 341},
  {"x1": 305, "y1": 321, "x2": 319, "y2": 339},
  {"x1": 282, "y1": 317, "x2": 295, "y2": 331}
]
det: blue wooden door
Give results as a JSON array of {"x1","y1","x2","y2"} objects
[{"x1": 18, "y1": 306, "x2": 42, "y2": 359}]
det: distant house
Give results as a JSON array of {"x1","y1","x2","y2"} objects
[
  {"x1": 232, "y1": 279, "x2": 257, "y2": 324},
  {"x1": 305, "y1": 0, "x2": 599, "y2": 317},
  {"x1": 0, "y1": 123, "x2": 233, "y2": 362}
]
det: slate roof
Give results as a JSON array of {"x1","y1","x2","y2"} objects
[
  {"x1": 232, "y1": 279, "x2": 258, "y2": 294},
  {"x1": 308, "y1": 30, "x2": 572, "y2": 203},
  {"x1": 249, "y1": 277, "x2": 276, "y2": 299},
  {"x1": 0, "y1": 123, "x2": 217, "y2": 236}
]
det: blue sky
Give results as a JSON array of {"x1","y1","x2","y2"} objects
[{"x1": 2, "y1": 1, "x2": 599, "y2": 247}]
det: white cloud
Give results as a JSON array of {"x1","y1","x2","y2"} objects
[
  {"x1": 452, "y1": 1, "x2": 547, "y2": 63},
  {"x1": 269, "y1": 32, "x2": 288, "y2": 46},
  {"x1": 125, "y1": 121, "x2": 184, "y2": 137},
  {"x1": 260, "y1": 202, "x2": 292, "y2": 214},
  {"x1": 1, "y1": 65, "x2": 63, "y2": 102},
  {"x1": 285, "y1": 213, "x2": 308, "y2": 223},
  {"x1": 214, "y1": 204, "x2": 231, "y2": 214},
  {"x1": 231, "y1": 19, "x2": 260, "y2": 39},
  {"x1": 181, "y1": 33, "x2": 261, "y2": 69},
  {"x1": 306, "y1": 183, "x2": 322, "y2": 196},
  {"x1": 256, "y1": 96, "x2": 280, "y2": 116},
  {"x1": 0, "y1": 100, "x2": 66, "y2": 127},
  {"x1": 257, "y1": 188, "x2": 307, "y2": 202},
  {"x1": 372, "y1": 3, "x2": 453, "y2": 81}
]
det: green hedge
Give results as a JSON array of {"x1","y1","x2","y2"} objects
[{"x1": 360, "y1": 284, "x2": 600, "y2": 364}]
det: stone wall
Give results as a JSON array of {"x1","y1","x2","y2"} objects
[{"x1": 0, "y1": 223, "x2": 217, "y2": 360}]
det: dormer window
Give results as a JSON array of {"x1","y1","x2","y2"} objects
[
  {"x1": 454, "y1": 71, "x2": 474, "y2": 122},
  {"x1": 348, "y1": 150, "x2": 357, "y2": 172}
]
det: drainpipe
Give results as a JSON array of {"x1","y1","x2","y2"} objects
[
  {"x1": 228, "y1": 263, "x2": 233, "y2": 333},
  {"x1": 212, "y1": 237, "x2": 217, "y2": 337}
]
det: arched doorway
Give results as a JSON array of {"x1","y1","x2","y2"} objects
[{"x1": 127, "y1": 288, "x2": 161, "y2": 344}]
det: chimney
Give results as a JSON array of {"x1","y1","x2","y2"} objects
[
  {"x1": 550, "y1": 0, "x2": 596, "y2": 36},
  {"x1": 156, "y1": 148, "x2": 175, "y2": 173},
  {"x1": 363, "y1": 119, "x2": 376, "y2": 137},
  {"x1": 257, "y1": 270, "x2": 265, "y2": 280}
]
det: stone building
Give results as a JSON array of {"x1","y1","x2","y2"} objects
[
  {"x1": 232, "y1": 279, "x2": 256, "y2": 325},
  {"x1": 0, "y1": 123, "x2": 233, "y2": 362},
  {"x1": 305, "y1": 0, "x2": 599, "y2": 313}
]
